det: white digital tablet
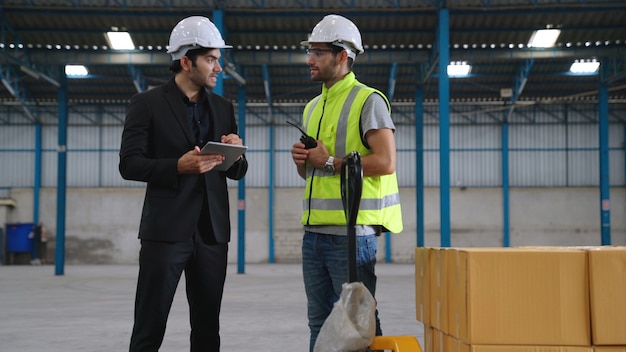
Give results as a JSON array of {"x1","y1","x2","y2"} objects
[{"x1": 199, "y1": 141, "x2": 247, "y2": 171}]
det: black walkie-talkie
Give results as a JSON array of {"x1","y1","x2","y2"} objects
[{"x1": 286, "y1": 121, "x2": 317, "y2": 149}]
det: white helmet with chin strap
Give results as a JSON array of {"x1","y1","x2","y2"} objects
[
  {"x1": 300, "y1": 14, "x2": 364, "y2": 60},
  {"x1": 167, "y1": 16, "x2": 232, "y2": 60}
]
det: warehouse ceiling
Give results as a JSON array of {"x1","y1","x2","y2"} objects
[{"x1": 0, "y1": 0, "x2": 625, "y2": 112}]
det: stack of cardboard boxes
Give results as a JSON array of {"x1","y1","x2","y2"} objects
[{"x1": 415, "y1": 246, "x2": 626, "y2": 352}]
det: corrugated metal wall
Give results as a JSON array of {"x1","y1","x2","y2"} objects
[{"x1": 1, "y1": 102, "x2": 624, "y2": 194}]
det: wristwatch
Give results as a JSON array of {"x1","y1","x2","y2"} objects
[{"x1": 323, "y1": 156, "x2": 335, "y2": 173}]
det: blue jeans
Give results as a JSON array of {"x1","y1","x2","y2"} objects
[{"x1": 302, "y1": 231, "x2": 381, "y2": 352}]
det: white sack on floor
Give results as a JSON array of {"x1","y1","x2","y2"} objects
[{"x1": 313, "y1": 282, "x2": 376, "y2": 352}]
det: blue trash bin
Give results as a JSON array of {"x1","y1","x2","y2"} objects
[{"x1": 6, "y1": 223, "x2": 35, "y2": 253}]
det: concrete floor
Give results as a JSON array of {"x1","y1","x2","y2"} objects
[{"x1": 0, "y1": 262, "x2": 424, "y2": 352}]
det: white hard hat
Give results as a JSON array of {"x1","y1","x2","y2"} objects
[
  {"x1": 300, "y1": 14, "x2": 364, "y2": 59},
  {"x1": 167, "y1": 16, "x2": 232, "y2": 60}
]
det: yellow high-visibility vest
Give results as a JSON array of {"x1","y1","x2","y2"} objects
[{"x1": 301, "y1": 72, "x2": 403, "y2": 233}]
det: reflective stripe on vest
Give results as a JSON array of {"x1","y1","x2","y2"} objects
[{"x1": 303, "y1": 193, "x2": 401, "y2": 212}]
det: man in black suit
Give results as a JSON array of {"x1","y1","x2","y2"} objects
[{"x1": 119, "y1": 16, "x2": 248, "y2": 352}]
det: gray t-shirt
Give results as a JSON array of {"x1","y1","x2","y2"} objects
[
  {"x1": 304, "y1": 92, "x2": 396, "y2": 236},
  {"x1": 360, "y1": 92, "x2": 396, "y2": 143}
]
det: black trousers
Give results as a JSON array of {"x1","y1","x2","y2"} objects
[{"x1": 129, "y1": 233, "x2": 228, "y2": 352}]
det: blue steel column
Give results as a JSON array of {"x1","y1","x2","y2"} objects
[
  {"x1": 438, "y1": 8, "x2": 451, "y2": 247},
  {"x1": 55, "y1": 68, "x2": 68, "y2": 276},
  {"x1": 501, "y1": 119, "x2": 510, "y2": 247},
  {"x1": 598, "y1": 65, "x2": 611, "y2": 245},
  {"x1": 237, "y1": 79, "x2": 247, "y2": 274},
  {"x1": 32, "y1": 123, "x2": 42, "y2": 260},
  {"x1": 214, "y1": 8, "x2": 250, "y2": 269},
  {"x1": 262, "y1": 64, "x2": 275, "y2": 263},
  {"x1": 415, "y1": 86, "x2": 424, "y2": 247},
  {"x1": 268, "y1": 123, "x2": 275, "y2": 263}
]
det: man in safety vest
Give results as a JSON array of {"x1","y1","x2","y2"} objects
[{"x1": 290, "y1": 14, "x2": 404, "y2": 352}]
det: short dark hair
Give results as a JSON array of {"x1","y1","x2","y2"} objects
[
  {"x1": 329, "y1": 44, "x2": 355, "y2": 71},
  {"x1": 168, "y1": 47, "x2": 213, "y2": 73}
]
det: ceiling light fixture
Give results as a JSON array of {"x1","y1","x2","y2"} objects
[
  {"x1": 65, "y1": 64, "x2": 89, "y2": 76},
  {"x1": 570, "y1": 59, "x2": 600, "y2": 73},
  {"x1": 528, "y1": 27, "x2": 561, "y2": 48},
  {"x1": 105, "y1": 30, "x2": 135, "y2": 50},
  {"x1": 448, "y1": 61, "x2": 471, "y2": 77}
]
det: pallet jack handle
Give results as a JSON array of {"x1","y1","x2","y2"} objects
[{"x1": 340, "y1": 151, "x2": 363, "y2": 283}]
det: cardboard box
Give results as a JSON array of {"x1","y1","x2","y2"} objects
[
  {"x1": 431, "y1": 328, "x2": 445, "y2": 352},
  {"x1": 468, "y1": 347, "x2": 592, "y2": 352},
  {"x1": 593, "y1": 348, "x2": 626, "y2": 352},
  {"x1": 446, "y1": 333, "x2": 593, "y2": 352},
  {"x1": 416, "y1": 246, "x2": 431, "y2": 325},
  {"x1": 430, "y1": 247, "x2": 448, "y2": 333},
  {"x1": 422, "y1": 324, "x2": 433, "y2": 352},
  {"x1": 447, "y1": 247, "x2": 590, "y2": 346},
  {"x1": 446, "y1": 334, "x2": 469, "y2": 352},
  {"x1": 588, "y1": 246, "x2": 626, "y2": 345}
]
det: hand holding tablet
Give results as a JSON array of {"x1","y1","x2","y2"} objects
[{"x1": 200, "y1": 141, "x2": 247, "y2": 171}]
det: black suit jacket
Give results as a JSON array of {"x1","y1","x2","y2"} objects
[{"x1": 119, "y1": 78, "x2": 248, "y2": 244}]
